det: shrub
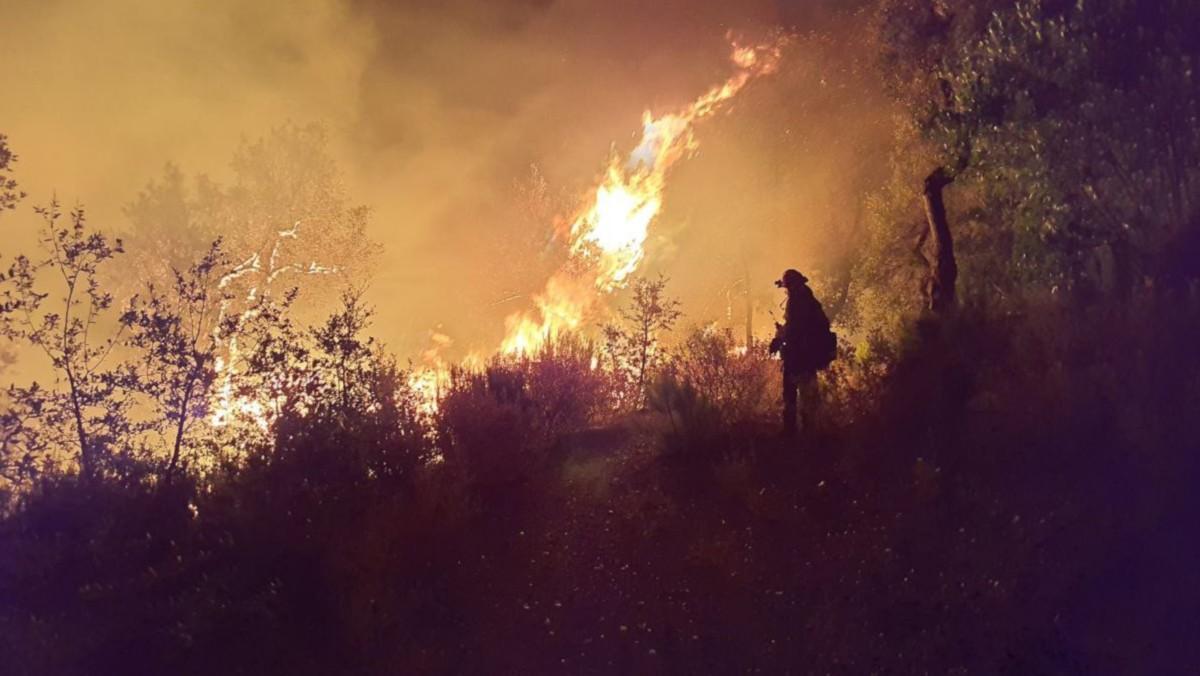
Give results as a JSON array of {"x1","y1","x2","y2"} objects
[
  {"x1": 524, "y1": 335, "x2": 612, "y2": 431},
  {"x1": 436, "y1": 335, "x2": 609, "y2": 485},
  {"x1": 0, "y1": 478, "x2": 198, "y2": 675},
  {"x1": 437, "y1": 364, "x2": 541, "y2": 485},
  {"x1": 646, "y1": 372, "x2": 722, "y2": 456},
  {"x1": 648, "y1": 326, "x2": 775, "y2": 457},
  {"x1": 818, "y1": 328, "x2": 896, "y2": 429},
  {"x1": 673, "y1": 326, "x2": 775, "y2": 426}
]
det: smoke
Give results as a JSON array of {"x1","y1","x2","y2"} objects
[
  {"x1": 0, "y1": 0, "x2": 892, "y2": 359},
  {"x1": 0, "y1": 0, "x2": 370, "y2": 222}
]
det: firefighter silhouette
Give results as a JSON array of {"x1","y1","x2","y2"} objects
[{"x1": 769, "y1": 269, "x2": 836, "y2": 438}]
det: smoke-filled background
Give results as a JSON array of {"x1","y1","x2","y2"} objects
[
  {"x1": 6, "y1": 3, "x2": 1200, "y2": 672},
  {"x1": 1, "y1": 0, "x2": 889, "y2": 359}
]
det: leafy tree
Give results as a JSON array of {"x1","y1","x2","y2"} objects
[
  {"x1": 0, "y1": 134, "x2": 25, "y2": 213},
  {"x1": 226, "y1": 289, "x2": 433, "y2": 481},
  {"x1": 601, "y1": 276, "x2": 682, "y2": 410},
  {"x1": 943, "y1": 0, "x2": 1200, "y2": 288},
  {"x1": 119, "y1": 241, "x2": 231, "y2": 482},
  {"x1": 0, "y1": 135, "x2": 25, "y2": 386},
  {"x1": 301, "y1": 291, "x2": 434, "y2": 485},
  {"x1": 872, "y1": 0, "x2": 1200, "y2": 301},
  {"x1": 121, "y1": 123, "x2": 376, "y2": 318},
  {"x1": 0, "y1": 202, "x2": 132, "y2": 483},
  {"x1": 220, "y1": 287, "x2": 307, "y2": 431},
  {"x1": 309, "y1": 290, "x2": 381, "y2": 421}
]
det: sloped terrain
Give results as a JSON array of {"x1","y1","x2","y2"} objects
[{"x1": 412, "y1": 417, "x2": 1200, "y2": 674}]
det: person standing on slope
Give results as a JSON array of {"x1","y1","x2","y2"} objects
[{"x1": 769, "y1": 269, "x2": 836, "y2": 438}]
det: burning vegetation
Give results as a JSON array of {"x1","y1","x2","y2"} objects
[
  {"x1": 500, "y1": 38, "x2": 782, "y2": 356},
  {"x1": 402, "y1": 36, "x2": 784, "y2": 415}
]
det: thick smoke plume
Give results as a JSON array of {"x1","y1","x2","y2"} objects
[{"x1": 1, "y1": 0, "x2": 890, "y2": 359}]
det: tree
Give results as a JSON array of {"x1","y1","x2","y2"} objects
[
  {"x1": 0, "y1": 202, "x2": 132, "y2": 482},
  {"x1": 120, "y1": 241, "x2": 231, "y2": 483},
  {"x1": 0, "y1": 134, "x2": 25, "y2": 214},
  {"x1": 919, "y1": 167, "x2": 958, "y2": 313},
  {"x1": 122, "y1": 123, "x2": 376, "y2": 318},
  {"x1": 602, "y1": 276, "x2": 682, "y2": 410},
  {"x1": 227, "y1": 290, "x2": 432, "y2": 487},
  {"x1": 0, "y1": 134, "x2": 26, "y2": 384},
  {"x1": 877, "y1": 0, "x2": 1200, "y2": 297},
  {"x1": 305, "y1": 291, "x2": 433, "y2": 483}
]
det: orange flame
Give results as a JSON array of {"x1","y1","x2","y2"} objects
[
  {"x1": 406, "y1": 330, "x2": 454, "y2": 416},
  {"x1": 500, "y1": 37, "x2": 784, "y2": 356},
  {"x1": 256, "y1": 38, "x2": 786, "y2": 417}
]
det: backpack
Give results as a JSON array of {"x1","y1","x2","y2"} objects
[
  {"x1": 813, "y1": 325, "x2": 838, "y2": 371},
  {"x1": 785, "y1": 290, "x2": 838, "y2": 372},
  {"x1": 804, "y1": 297, "x2": 837, "y2": 371}
]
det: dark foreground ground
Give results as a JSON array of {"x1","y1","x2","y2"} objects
[
  {"x1": 2, "y1": 414, "x2": 1197, "y2": 675},
  {"x1": 404, "y1": 419, "x2": 1199, "y2": 675}
]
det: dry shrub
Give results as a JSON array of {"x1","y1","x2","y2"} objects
[
  {"x1": 647, "y1": 374, "x2": 722, "y2": 456},
  {"x1": 436, "y1": 335, "x2": 609, "y2": 484},
  {"x1": 649, "y1": 326, "x2": 775, "y2": 456},
  {"x1": 674, "y1": 326, "x2": 776, "y2": 424},
  {"x1": 437, "y1": 365, "x2": 540, "y2": 485},
  {"x1": 525, "y1": 335, "x2": 613, "y2": 430}
]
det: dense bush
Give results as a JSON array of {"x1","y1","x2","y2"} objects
[
  {"x1": 437, "y1": 335, "x2": 608, "y2": 485},
  {"x1": 649, "y1": 326, "x2": 776, "y2": 456},
  {"x1": 647, "y1": 372, "x2": 723, "y2": 456},
  {"x1": 0, "y1": 288, "x2": 458, "y2": 674},
  {"x1": 4, "y1": 288, "x2": 1196, "y2": 673},
  {"x1": 817, "y1": 327, "x2": 895, "y2": 429},
  {"x1": 673, "y1": 327, "x2": 776, "y2": 426},
  {"x1": 847, "y1": 290, "x2": 1200, "y2": 503}
]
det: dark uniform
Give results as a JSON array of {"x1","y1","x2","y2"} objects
[{"x1": 769, "y1": 269, "x2": 831, "y2": 437}]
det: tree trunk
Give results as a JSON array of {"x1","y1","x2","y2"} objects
[
  {"x1": 922, "y1": 168, "x2": 958, "y2": 313},
  {"x1": 165, "y1": 377, "x2": 196, "y2": 484},
  {"x1": 64, "y1": 366, "x2": 93, "y2": 482},
  {"x1": 636, "y1": 323, "x2": 650, "y2": 410}
]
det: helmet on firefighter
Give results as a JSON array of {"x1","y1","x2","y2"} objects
[{"x1": 775, "y1": 268, "x2": 808, "y2": 289}]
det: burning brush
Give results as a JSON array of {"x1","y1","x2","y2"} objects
[
  {"x1": 408, "y1": 35, "x2": 786, "y2": 413},
  {"x1": 500, "y1": 34, "x2": 787, "y2": 357}
]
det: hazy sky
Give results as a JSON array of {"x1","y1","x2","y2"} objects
[{"x1": 1, "y1": 0, "x2": 890, "y2": 358}]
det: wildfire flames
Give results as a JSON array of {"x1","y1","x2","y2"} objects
[
  {"x1": 213, "y1": 37, "x2": 784, "y2": 423},
  {"x1": 500, "y1": 38, "x2": 783, "y2": 356}
]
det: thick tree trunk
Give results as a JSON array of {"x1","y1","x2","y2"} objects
[{"x1": 922, "y1": 168, "x2": 958, "y2": 313}]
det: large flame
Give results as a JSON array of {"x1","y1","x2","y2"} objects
[
  {"x1": 211, "y1": 38, "x2": 785, "y2": 421},
  {"x1": 500, "y1": 37, "x2": 783, "y2": 356}
]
